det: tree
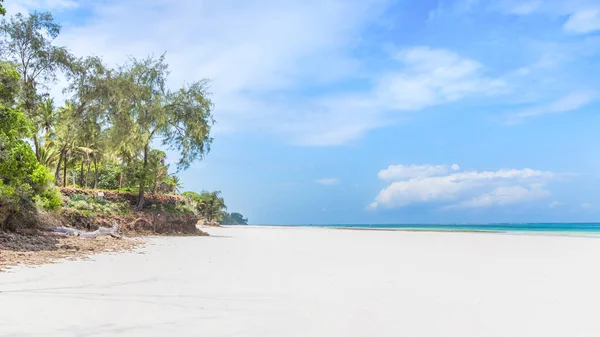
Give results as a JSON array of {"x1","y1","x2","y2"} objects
[
  {"x1": 0, "y1": 62, "x2": 60, "y2": 230},
  {"x1": 110, "y1": 55, "x2": 214, "y2": 210},
  {"x1": 0, "y1": 12, "x2": 72, "y2": 161},
  {"x1": 220, "y1": 212, "x2": 248, "y2": 225},
  {"x1": 0, "y1": 1, "x2": 6, "y2": 16},
  {"x1": 182, "y1": 191, "x2": 226, "y2": 223},
  {"x1": 161, "y1": 174, "x2": 182, "y2": 194}
]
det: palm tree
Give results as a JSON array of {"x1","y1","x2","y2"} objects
[
  {"x1": 32, "y1": 98, "x2": 58, "y2": 164},
  {"x1": 163, "y1": 174, "x2": 183, "y2": 194}
]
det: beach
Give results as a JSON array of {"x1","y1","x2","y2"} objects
[{"x1": 1, "y1": 226, "x2": 600, "y2": 336}]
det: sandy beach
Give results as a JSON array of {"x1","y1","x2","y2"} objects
[{"x1": 1, "y1": 226, "x2": 600, "y2": 336}]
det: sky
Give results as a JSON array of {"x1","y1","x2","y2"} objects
[{"x1": 5, "y1": 0, "x2": 600, "y2": 224}]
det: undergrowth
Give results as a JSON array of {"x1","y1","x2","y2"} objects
[{"x1": 66, "y1": 193, "x2": 131, "y2": 216}]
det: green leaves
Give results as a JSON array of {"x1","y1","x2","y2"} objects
[
  {"x1": 163, "y1": 79, "x2": 215, "y2": 171},
  {"x1": 182, "y1": 190, "x2": 227, "y2": 222},
  {"x1": 0, "y1": 59, "x2": 60, "y2": 231},
  {"x1": 1, "y1": 12, "x2": 72, "y2": 123},
  {"x1": 220, "y1": 212, "x2": 249, "y2": 225}
]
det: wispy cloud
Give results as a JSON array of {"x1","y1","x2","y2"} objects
[
  {"x1": 5, "y1": 0, "x2": 79, "y2": 14},
  {"x1": 374, "y1": 47, "x2": 505, "y2": 110},
  {"x1": 448, "y1": 185, "x2": 551, "y2": 209},
  {"x1": 28, "y1": 0, "x2": 507, "y2": 147},
  {"x1": 503, "y1": 91, "x2": 597, "y2": 125},
  {"x1": 41, "y1": 0, "x2": 392, "y2": 147},
  {"x1": 564, "y1": 8, "x2": 600, "y2": 34},
  {"x1": 548, "y1": 201, "x2": 563, "y2": 208},
  {"x1": 315, "y1": 178, "x2": 340, "y2": 186},
  {"x1": 378, "y1": 164, "x2": 460, "y2": 181}
]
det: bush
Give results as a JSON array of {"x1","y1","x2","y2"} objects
[{"x1": 66, "y1": 193, "x2": 130, "y2": 216}]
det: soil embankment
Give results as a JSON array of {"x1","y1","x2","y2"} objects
[{"x1": 0, "y1": 188, "x2": 208, "y2": 271}]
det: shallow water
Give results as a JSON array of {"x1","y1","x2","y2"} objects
[{"x1": 282, "y1": 222, "x2": 600, "y2": 233}]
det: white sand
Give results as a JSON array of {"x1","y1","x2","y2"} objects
[{"x1": 1, "y1": 226, "x2": 600, "y2": 336}]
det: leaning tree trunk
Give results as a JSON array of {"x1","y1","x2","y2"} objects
[{"x1": 135, "y1": 144, "x2": 149, "y2": 211}]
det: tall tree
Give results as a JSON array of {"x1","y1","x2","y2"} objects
[
  {"x1": 0, "y1": 11, "x2": 71, "y2": 160},
  {"x1": 56, "y1": 56, "x2": 109, "y2": 187},
  {"x1": 111, "y1": 55, "x2": 214, "y2": 210}
]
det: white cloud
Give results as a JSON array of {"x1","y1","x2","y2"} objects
[
  {"x1": 373, "y1": 47, "x2": 504, "y2": 111},
  {"x1": 564, "y1": 8, "x2": 600, "y2": 34},
  {"x1": 19, "y1": 0, "x2": 504, "y2": 147},
  {"x1": 504, "y1": 90, "x2": 597, "y2": 125},
  {"x1": 378, "y1": 164, "x2": 460, "y2": 181},
  {"x1": 36, "y1": 0, "x2": 393, "y2": 147},
  {"x1": 581, "y1": 203, "x2": 593, "y2": 209},
  {"x1": 449, "y1": 185, "x2": 551, "y2": 209},
  {"x1": 369, "y1": 165, "x2": 554, "y2": 210},
  {"x1": 487, "y1": 1, "x2": 600, "y2": 35},
  {"x1": 5, "y1": 0, "x2": 78, "y2": 15},
  {"x1": 315, "y1": 178, "x2": 339, "y2": 186}
]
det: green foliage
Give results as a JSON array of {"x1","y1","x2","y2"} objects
[
  {"x1": 220, "y1": 212, "x2": 248, "y2": 225},
  {"x1": 107, "y1": 55, "x2": 214, "y2": 209},
  {"x1": 96, "y1": 162, "x2": 122, "y2": 190},
  {"x1": 0, "y1": 1, "x2": 5, "y2": 16},
  {"x1": 0, "y1": 62, "x2": 60, "y2": 230},
  {"x1": 66, "y1": 193, "x2": 129, "y2": 216},
  {"x1": 183, "y1": 190, "x2": 226, "y2": 222},
  {"x1": 0, "y1": 61, "x2": 20, "y2": 105},
  {"x1": 0, "y1": 12, "x2": 71, "y2": 113},
  {"x1": 0, "y1": 11, "x2": 224, "y2": 230},
  {"x1": 146, "y1": 202, "x2": 195, "y2": 215}
]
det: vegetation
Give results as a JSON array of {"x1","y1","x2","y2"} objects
[
  {"x1": 220, "y1": 212, "x2": 249, "y2": 225},
  {"x1": 182, "y1": 191, "x2": 227, "y2": 223},
  {"x1": 0, "y1": 8, "x2": 249, "y2": 229},
  {"x1": 0, "y1": 62, "x2": 60, "y2": 230}
]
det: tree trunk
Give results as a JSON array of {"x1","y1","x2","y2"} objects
[
  {"x1": 135, "y1": 144, "x2": 149, "y2": 211},
  {"x1": 93, "y1": 155, "x2": 99, "y2": 189},
  {"x1": 152, "y1": 172, "x2": 158, "y2": 194},
  {"x1": 85, "y1": 159, "x2": 91, "y2": 188},
  {"x1": 63, "y1": 151, "x2": 68, "y2": 187},
  {"x1": 79, "y1": 158, "x2": 85, "y2": 188},
  {"x1": 119, "y1": 157, "x2": 127, "y2": 189},
  {"x1": 55, "y1": 148, "x2": 64, "y2": 183},
  {"x1": 33, "y1": 134, "x2": 40, "y2": 163}
]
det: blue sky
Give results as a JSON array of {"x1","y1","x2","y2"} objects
[{"x1": 7, "y1": 0, "x2": 600, "y2": 224}]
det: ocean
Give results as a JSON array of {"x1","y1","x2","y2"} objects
[{"x1": 282, "y1": 223, "x2": 600, "y2": 233}]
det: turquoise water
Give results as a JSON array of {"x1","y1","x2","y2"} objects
[{"x1": 283, "y1": 223, "x2": 600, "y2": 233}]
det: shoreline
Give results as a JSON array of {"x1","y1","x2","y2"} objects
[{"x1": 236, "y1": 224, "x2": 600, "y2": 235}]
